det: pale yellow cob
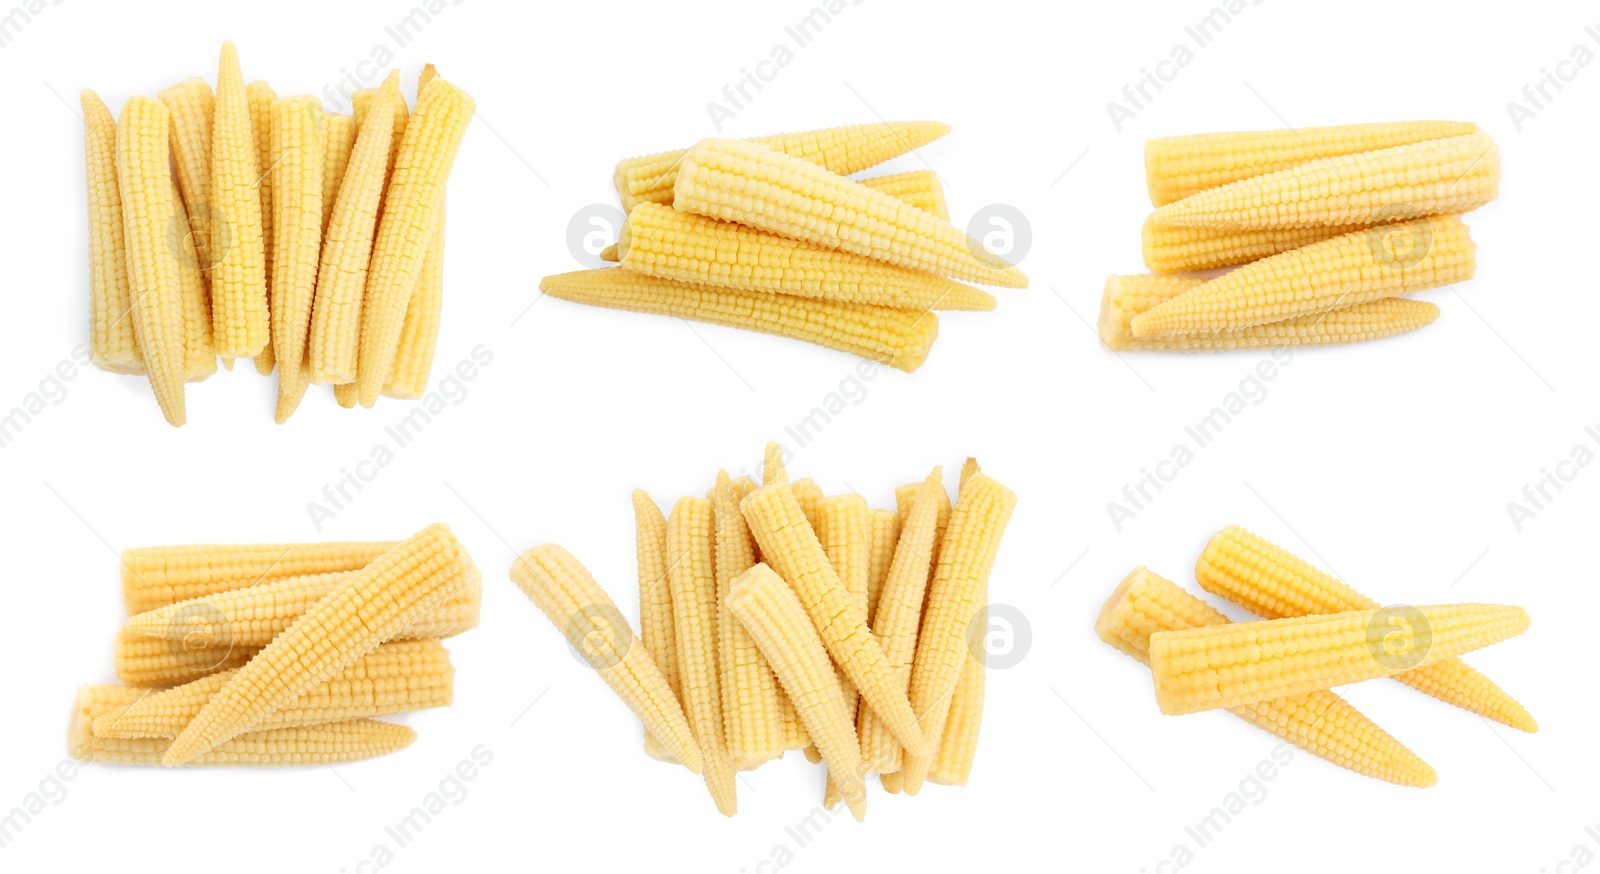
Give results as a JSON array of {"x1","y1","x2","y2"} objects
[
  {"x1": 618, "y1": 203, "x2": 996, "y2": 311},
  {"x1": 615, "y1": 120, "x2": 952, "y2": 212},
  {"x1": 859, "y1": 169, "x2": 949, "y2": 220},
  {"x1": 599, "y1": 243, "x2": 619, "y2": 262},
  {"x1": 1100, "y1": 275, "x2": 1441, "y2": 351},
  {"x1": 632, "y1": 490, "x2": 682, "y2": 764},
  {"x1": 539, "y1": 269, "x2": 940, "y2": 373},
  {"x1": 164, "y1": 525, "x2": 471, "y2": 765},
  {"x1": 1131, "y1": 216, "x2": 1473, "y2": 337},
  {"x1": 666, "y1": 497, "x2": 737, "y2": 815},
  {"x1": 210, "y1": 42, "x2": 270, "y2": 358},
  {"x1": 762, "y1": 439, "x2": 787, "y2": 485},
  {"x1": 1096, "y1": 567, "x2": 1437, "y2": 787},
  {"x1": 1142, "y1": 216, "x2": 1367, "y2": 274},
  {"x1": 115, "y1": 96, "x2": 187, "y2": 426},
  {"x1": 113, "y1": 626, "x2": 253, "y2": 687},
  {"x1": 351, "y1": 84, "x2": 410, "y2": 187},
  {"x1": 267, "y1": 96, "x2": 326, "y2": 422},
  {"x1": 247, "y1": 80, "x2": 279, "y2": 375},
  {"x1": 1144, "y1": 121, "x2": 1481, "y2": 206},
  {"x1": 903, "y1": 462, "x2": 1015, "y2": 793},
  {"x1": 1153, "y1": 132, "x2": 1500, "y2": 230},
  {"x1": 1150, "y1": 603, "x2": 1531, "y2": 715},
  {"x1": 356, "y1": 77, "x2": 475, "y2": 407},
  {"x1": 319, "y1": 114, "x2": 355, "y2": 237},
  {"x1": 675, "y1": 139, "x2": 1027, "y2": 288},
  {"x1": 71, "y1": 707, "x2": 415, "y2": 767},
  {"x1": 712, "y1": 472, "x2": 786, "y2": 770},
  {"x1": 929, "y1": 649, "x2": 985, "y2": 786},
  {"x1": 509, "y1": 544, "x2": 704, "y2": 775},
  {"x1": 158, "y1": 78, "x2": 216, "y2": 283},
  {"x1": 92, "y1": 640, "x2": 452, "y2": 739},
  {"x1": 817, "y1": 493, "x2": 873, "y2": 810},
  {"x1": 727, "y1": 563, "x2": 868, "y2": 822},
  {"x1": 121, "y1": 540, "x2": 398, "y2": 615},
  {"x1": 383, "y1": 209, "x2": 446, "y2": 399},
  {"x1": 82, "y1": 90, "x2": 141, "y2": 374},
  {"x1": 169, "y1": 173, "x2": 219, "y2": 384},
  {"x1": 1195, "y1": 526, "x2": 1537, "y2": 732},
  {"x1": 865, "y1": 508, "x2": 900, "y2": 625}
]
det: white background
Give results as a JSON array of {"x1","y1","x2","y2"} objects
[{"x1": 0, "y1": 0, "x2": 1592, "y2": 870}]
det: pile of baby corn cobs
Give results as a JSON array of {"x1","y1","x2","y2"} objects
[
  {"x1": 1097, "y1": 526, "x2": 1534, "y2": 786},
  {"x1": 1100, "y1": 121, "x2": 1500, "y2": 351},
  {"x1": 508, "y1": 443, "x2": 1015, "y2": 820},
  {"x1": 70, "y1": 525, "x2": 480, "y2": 766},
  {"x1": 84, "y1": 41, "x2": 474, "y2": 426},
  {"x1": 539, "y1": 122, "x2": 1028, "y2": 373}
]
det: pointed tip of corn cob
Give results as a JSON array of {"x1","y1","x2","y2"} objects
[{"x1": 762, "y1": 440, "x2": 788, "y2": 486}]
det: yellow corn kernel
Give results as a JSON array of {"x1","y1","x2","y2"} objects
[
  {"x1": 113, "y1": 627, "x2": 253, "y2": 686},
  {"x1": 509, "y1": 545, "x2": 706, "y2": 775},
  {"x1": 356, "y1": 77, "x2": 475, "y2": 407},
  {"x1": 817, "y1": 493, "x2": 873, "y2": 809},
  {"x1": 351, "y1": 84, "x2": 410, "y2": 187},
  {"x1": 1150, "y1": 603, "x2": 1531, "y2": 715},
  {"x1": 860, "y1": 467, "x2": 945, "y2": 774},
  {"x1": 675, "y1": 139, "x2": 1026, "y2": 288},
  {"x1": 1096, "y1": 567, "x2": 1437, "y2": 787},
  {"x1": 121, "y1": 540, "x2": 398, "y2": 615},
  {"x1": 599, "y1": 243, "x2": 619, "y2": 262},
  {"x1": 211, "y1": 42, "x2": 270, "y2": 358},
  {"x1": 169, "y1": 172, "x2": 220, "y2": 384},
  {"x1": 72, "y1": 708, "x2": 415, "y2": 767},
  {"x1": 309, "y1": 71, "x2": 399, "y2": 385},
  {"x1": 541, "y1": 268, "x2": 939, "y2": 372},
  {"x1": 115, "y1": 96, "x2": 187, "y2": 426},
  {"x1": 615, "y1": 120, "x2": 952, "y2": 212},
  {"x1": 382, "y1": 65, "x2": 449, "y2": 401},
  {"x1": 859, "y1": 169, "x2": 949, "y2": 220},
  {"x1": 618, "y1": 203, "x2": 996, "y2": 311},
  {"x1": 903, "y1": 462, "x2": 1015, "y2": 794},
  {"x1": 865, "y1": 508, "x2": 900, "y2": 626},
  {"x1": 1153, "y1": 131, "x2": 1500, "y2": 230},
  {"x1": 881, "y1": 771, "x2": 905, "y2": 793},
  {"x1": 320, "y1": 113, "x2": 356, "y2": 237},
  {"x1": 713, "y1": 471, "x2": 786, "y2": 770},
  {"x1": 740, "y1": 482, "x2": 931, "y2": 759},
  {"x1": 1130, "y1": 216, "x2": 1472, "y2": 337},
  {"x1": 1142, "y1": 215, "x2": 1368, "y2": 274},
  {"x1": 1195, "y1": 526, "x2": 1537, "y2": 732},
  {"x1": 247, "y1": 80, "x2": 279, "y2": 375},
  {"x1": 632, "y1": 490, "x2": 682, "y2": 764},
  {"x1": 666, "y1": 497, "x2": 737, "y2": 815},
  {"x1": 82, "y1": 90, "x2": 141, "y2": 375},
  {"x1": 727, "y1": 563, "x2": 868, "y2": 822},
  {"x1": 1144, "y1": 121, "x2": 1481, "y2": 206},
  {"x1": 1100, "y1": 274, "x2": 1441, "y2": 351},
  {"x1": 267, "y1": 96, "x2": 326, "y2": 422},
  {"x1": 92, "y1": 640, "x2": 451, "y2": 739},
  {"x1": 929, "y1": 650, "x2": 985, "y2": 786},
  {"x1": 158, "y1": 78, "x2": 216, "y2": 286},
  {"x1": 763, "y1": 440, "x2": 788, "y2": 485},
  {"x1": 163, "y1": 525, "x2": 471, "y2": 765}
]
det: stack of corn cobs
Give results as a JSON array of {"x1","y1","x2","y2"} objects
[
  {"x1": 1100, "y1": 121, "x2": 1500, "y2": 351},
  {"x1": 1097, "y1": 526, "x2": 1534, "y2": 786},
  {"x1": 508, "y1": 444, "x2": 1015, "y2": 820},
  {"x1": 539, "y1": 122, "x2": 1029, "y2": 373},
  {"x1": 83, "y1": 41, "x2": 474, "y2": 426},
  {"x1": 70, "y1": 525, "x2": 481, "y2": 766}
]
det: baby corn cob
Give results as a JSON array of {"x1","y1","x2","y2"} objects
[
  {"x1": 740, "y1": 482, "x2": 931, "y2": 758},
  {"x1": 632, "y1": 490, "x2": 682, "y2": 764},
  {"x1": 510, "y1": 544, "x2": 705, "y2": 775},
  {"x1": 614, "y1": 120, "x2": 951, "y2": 211},
  {"x1": 599, "y1": 244, "x2": 619, "y2": 262},
  {"x1": 159, "y1": 78, "x2": 216, "y2": 283},
  {"x1": 113, "y1": 626, "x2": 253, "y2": 686},
  {"x1": 170, "y1": 173, "x2": 219, "y2": 384},
  {"x1": 1130, "y1": 216, "x2": 1472, "y2": 337},
  {"x1": 309, "y1": 70, "x2": 398, "y2": 385},
  {"x1": 1144, "y1": 121, "x2": 1480, "y2": 206},
  {"x1": 72, "y1": 711, "x2": 416, "y2": 766},
  {"x1": 1141, "y1": 216, "x2": 1366, "y2": 274},
  {"x1": 727, "y1": 563, "x2": 868, "y2": 822},
  {"x1": 1096, "y1": 567, "x2": 1437, "y2": 786},
  {"x1": 121, "y1": 540, "x2": 397, "y2": 614},
  {"x1": 164, "y1": 524, "x2": 470, "y2": 765},
  {"x1": 115, "y1": 96, "x2": 187, "y2": 426},
  {"x1": 675, "y1": 138, "x2": 1027, "y2": 288},
  {"x1": 1153, "y1": 132, "x2": 1500, "y2": 230},
  {"x1": 356, "y1": 76, "x2": 475, "y2": 407},
  {"x1": 762, "y1": 440, "x2": 788, "y2": 485},
  {"x1": 82, "y1": 91, "x2": 141, "y2": 374},
  {"x1": 1100, "y1": 275, "x2": 1441, "y2": 351},
  {"x1": 865, "y1": 508, "x2": 900, "y2": 625},
  {"x1": 320, "y1": 114, "x2": 355, "y2": 236},
  {"x1": 247, "y1": 80, "x2": 278, "y2": 375},
  {"x1": 618, "y1": 203, "x2": 996, "y2": 311},
  {"x1": 666, "y1": 497, "x2": 737, "y2": 815},
  {"x1": 210, "y1": 42, "x2": 270, "y2": 358},
  {"x1": 93, "y1": 640, "x2": 452, "y2": 738},
  {"x1": 1195, "y1": 526, "x2": 1537, "y2": 732},
  {"x1": 817, "y1": 494, "x2": 873, "y2": 809},
  {"x1": 539, "y1": 269, "x2": 940, "y2": 373},
  {"x1": 859, "y1": 169, "x2": 949, "y2": 220},
  {"x1": 383, "y1": 208, "x2": 446, "y2": 399},
  {"x1": 1149, "y1": 603, "x2": 1532, "y2": 715},
  {"x1": 713, "y1": 472, "x2": 786, "y2": 770},
  {"x1": 268, "y1": 96, "x2": 326, "y2": 422},
  {"x1": 929, "y1": 649, "x2": 985, "y2": 786}
]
